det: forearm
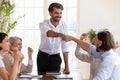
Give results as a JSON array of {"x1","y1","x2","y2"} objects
[
  {"x1": 9, "y1": 61, "x2": 19, "y2": 80},
  {"x1": 47, "y1": 30, "x2": 63, "y2": 37},
  {"x1": 18, "y1": 62, "x2": 22, "y2": 74},
  {"x1": 20, "y1": 62, "x2": 33, "y2": 73},
  {"x1": 63, "y1": 52, "x2": 69, "y2": 68},
  {"x1": 70, "y1": 36, "x2": 91, "y2": 52}
]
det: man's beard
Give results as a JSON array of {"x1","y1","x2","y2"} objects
[{"x1": 53, "y1": 16, "x2": 61, "y2": 22}]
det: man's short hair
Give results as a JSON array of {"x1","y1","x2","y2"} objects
[
  {"x1": 48, "y1": 2, "x2": 64, "y2": 12},
  {"x1": 97, "y1": 31, "x2": 115, "y2": 51}
]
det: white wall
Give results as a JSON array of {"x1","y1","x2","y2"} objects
[
  {"x1": 79, "y1": 0, "x2": 120, "y2": 42},
  {"x1": 78, "y1": 0, "x2": 120, "y2": 79}
]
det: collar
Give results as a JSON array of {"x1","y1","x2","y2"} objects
[
  {"x1": 101, "y1": 49, "x2": 113, "y2": 60},
  {"x1": 48, "y1": 19, "x2": 61, "y2": 28}
]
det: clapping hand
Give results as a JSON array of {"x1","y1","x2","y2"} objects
[
  {"x1": 80, "y1": 33, "x2": 87, "y2": 40},
  {"x1": 114, "y1": 41, "x2": 120, "y2": 50},
  {"x1": 10, "y1": 48, "x2": 24, "y2": 63}
]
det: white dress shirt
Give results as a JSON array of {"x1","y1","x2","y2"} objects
[
  {"x1": 0, "y1": 55, "x2": 4, "y2": 80},
  {"x1": 0, "y1": 55, "x2": 4, "y2": 67},
  {"x1": 88, "y1": 45, "x2": 120, "y2": 80},
  {"x1": 39, "y1": 19, "x2": 69, "y2": 55}
]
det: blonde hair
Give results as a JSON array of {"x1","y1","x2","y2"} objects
[{"x1": 9, "y1": 36, "x2": 22, "y2": 45}]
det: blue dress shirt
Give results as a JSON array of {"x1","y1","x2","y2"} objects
[{"x1": 88, "y1": 45, "x2": 120, "y2": 80}]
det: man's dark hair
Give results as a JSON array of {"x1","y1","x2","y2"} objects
[
  {"x1": 48, "y1": 2, "x2": 64, "y2": 12},
  {"x1": 97, "y1": 31, "x2": 115, "y2": 51},
  {"x1": 0, "y1": 32, "x2": 8, "y2": 50}
]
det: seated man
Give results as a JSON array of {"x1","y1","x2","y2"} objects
[
  {"x1": 75, "y1": 33, "x2": 120, "y2": 80},
  {"x1": 62, "y1": 30, "x2": 120, "y2": 80},
  {"x1": 3, "y1": 36, "x2": 33, "y2": 74}
]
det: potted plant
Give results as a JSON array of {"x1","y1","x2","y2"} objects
[
  {"x1": 0, "y1": 0, "x2": 23, "y2": 34},
  {"x1": 87, "y1": 28, "x2": 108, "y2": 43},
  {"x1": 87, "y1": 29, "x2": 96, "y2": 43}
]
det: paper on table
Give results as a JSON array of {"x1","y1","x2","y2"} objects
[
  {"x1": 19, "y1": 74, "x2": 32, "y2": 78},
  {"x1": 19, "y1": 74, "x2": 43, "y2": 78},
  {"x1": 53, "y1": 74, "x2": 73, "y2": 79}
]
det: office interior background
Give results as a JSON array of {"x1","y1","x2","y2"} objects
[{"x1": 2, "y1": 0, "x2": 120, "y2": 79}]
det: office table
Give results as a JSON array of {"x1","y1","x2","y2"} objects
[{"x1": 17, "y1": 71, "x2": 82, "y2": 80}]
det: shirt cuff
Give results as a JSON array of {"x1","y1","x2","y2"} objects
[{"x1": 28, "y1": 59, "x2": 33, "y2": 65}]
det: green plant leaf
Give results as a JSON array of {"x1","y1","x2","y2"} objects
[
  {"x1": 0, "y1": 0, "x2": 24, "y2": 34},
  {"x1": 87, "y1": 29, "x2": 96, "y2": 43}
]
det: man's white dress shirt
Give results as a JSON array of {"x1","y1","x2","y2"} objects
[{"x1": 39, "y1": 19, "x2": 69, "y2": 55}]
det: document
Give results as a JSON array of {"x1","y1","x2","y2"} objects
[
  {"x1": 19, "y1": 74, "x2": 43, "y2": 78},
  {"x1": 53, "y1": 74, "x2": 73, "y2": 79}
]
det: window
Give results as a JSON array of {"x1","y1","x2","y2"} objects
[{"x1": 10, "y1": 0, "x2": 80, "y2": 71}]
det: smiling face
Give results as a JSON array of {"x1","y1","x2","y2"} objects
[
  {"x1": 49, "y1": 7, "x2": 62, "y2": 22},
  {"x1": 0, "y1": 36, "x2": 10, "y2": 52},
  {"x1": 11, "y1": 39, "x2": 22, "y2": 52}
]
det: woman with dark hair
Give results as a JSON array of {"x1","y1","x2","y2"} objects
[{"x1": 0, "y1": 32, "x2": 24, "y2": 80}]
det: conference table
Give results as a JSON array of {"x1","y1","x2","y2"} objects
[{"x1": 17, "y1": 71, "x2": 82, "y2": 80}]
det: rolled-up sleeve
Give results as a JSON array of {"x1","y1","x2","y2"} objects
[
  {"x1": 61, "y1": 22, "x2": 69, "y2": 53},
  {"x1": 61, "y1": 41, "x2": 69, "y2": 53},
  {"x1": 88, "y1": 45, "x2": 101, "y2": 59},
  {"x1": 39, "y1": 22, "x2": 50, "y2": 36}
]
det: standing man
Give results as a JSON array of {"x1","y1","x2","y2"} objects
[{"x1": 37, "y1": 2, "x2": 70, "y2": 75}]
